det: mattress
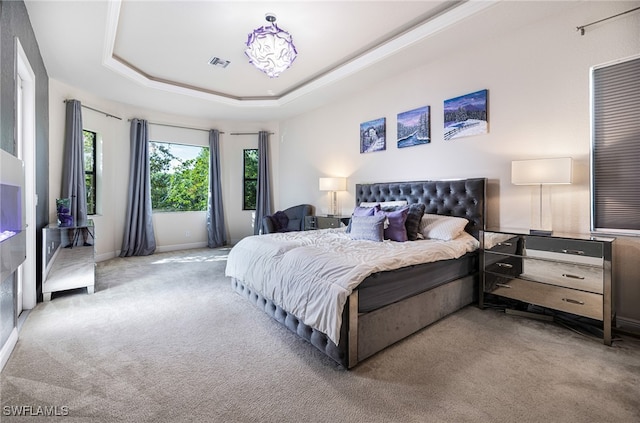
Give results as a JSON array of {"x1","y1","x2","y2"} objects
[{"x1": 357, "y1": 252, "x2": 478, "y2": 312}]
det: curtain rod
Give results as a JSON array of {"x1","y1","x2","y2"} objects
[
  {"x1": 63, "y1": 100, "x2": 122, "y2": 120},
  {"x1": 577, "y1": 6, "x2": 640, "y2": 35},
  {"x1": 230, "y1": 132, "x2": 274, "y2": 135},
  {"x1": 126, "y1": 120, "x2": 225, "y2": 134}
]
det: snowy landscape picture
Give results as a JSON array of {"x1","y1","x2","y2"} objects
[
  {"x1": 443, "y1": 89, "x2": 488, "y2": 140},
  {"x1": 360, "y1": 117, "x2": 386, "y2": 153},
  {"x1": 397, "y1": 106, "x2": 430, "y2": 148}
]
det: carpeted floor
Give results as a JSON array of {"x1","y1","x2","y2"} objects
[{"x1": 1, "y1": 247, "x2": 639, "y2": 422}]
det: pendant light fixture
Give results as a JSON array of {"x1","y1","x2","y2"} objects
[{"x1": 245, "y1": 13, "x2": 297, "y2": 78}]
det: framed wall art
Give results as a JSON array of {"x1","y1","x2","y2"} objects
[
  {"x1": 360, "y1": 117, "x2": 386, "y2": 153},
  {"x1": 397, "y1": 106, "x2": 430, "y2": 148},
  {"x1": 443, "y1": 89, "x2": 488, "y2": 140}
]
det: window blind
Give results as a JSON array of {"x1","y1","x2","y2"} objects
[{"x1": 592, "y1": 56, "x2": 640, "y2": 235}]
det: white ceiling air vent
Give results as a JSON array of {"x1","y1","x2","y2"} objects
[{"x1": 208, "y1": 57, "x2": 230, "y2": 68}]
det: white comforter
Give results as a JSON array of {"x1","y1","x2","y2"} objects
[{"x1": 225, "y1": 228, "x2": 479, "y2": 345}]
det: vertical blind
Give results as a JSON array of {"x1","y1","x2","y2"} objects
[{"x1": 592, "y1": 55, "x2": 640, "y2": 234}]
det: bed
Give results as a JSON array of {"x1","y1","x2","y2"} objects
[{"x1": 226, "y1": 177, "x2": 486, "y2": 368}]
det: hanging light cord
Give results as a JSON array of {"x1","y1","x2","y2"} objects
[{"x1": 577, "y1": 6, "x2": 640, "y2": 35}]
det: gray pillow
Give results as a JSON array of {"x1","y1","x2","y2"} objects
[
  {"x1": 405, "y1": 203, "x2": 426, "y2": 241},
  {"x1": 349, "y1": 214, "x2": 385, "y2": 242}
]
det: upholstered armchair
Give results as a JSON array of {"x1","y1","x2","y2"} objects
[{"x1": 262, "y1": 204, "x2": 314, "y2": 234}]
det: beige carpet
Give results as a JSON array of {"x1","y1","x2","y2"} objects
[{"x1": 1, "y1": 247, "x2": 639, "y2": 422}]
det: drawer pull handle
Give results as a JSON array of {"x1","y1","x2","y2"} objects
[
  {"x1": 562, "y1": 298, "x2": 585, "y2": 305},
  {"x1": 497, "y1": 242, "x2": 512, "y2": 247},
  {"x1": 562, "y1": 249, "x2": 585, "y2": 255},
  {"x1": 497, "y1": 263, "x2": 513, "y2": 269},
  {"x1": 562, "y1": 273, "x2": 585, "y2": 280},
  {"x1": 495, "y1": 283, "x2": 512, "y2": 288}
]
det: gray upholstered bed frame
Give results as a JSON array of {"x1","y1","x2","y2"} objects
[{"x1": 232, "y1": 177, "x2": 486, "y2": 368}]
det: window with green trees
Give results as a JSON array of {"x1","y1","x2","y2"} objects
[
  {"x1": 243, "y1": 149, "x2": 258, "y2": 210},
  {"x1": 149, "y1": 141, "x2": 209, "y2": 212},
  {"x1": 83, "y1": 129, "x2": 96, "y2": 215}
]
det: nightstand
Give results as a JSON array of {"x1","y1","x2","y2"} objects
[
  {"x1": 304, "y1": 215, "x2": 350, "y2": 230},
  {"x1": 480, "y1": 229, "x2": 615, "y2": 345}
]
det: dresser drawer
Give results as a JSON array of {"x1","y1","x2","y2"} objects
[
  {"x1": 483, "y1": 252, "x2": 522, "y2": 277},
  {"x1": 525, "y1": 236, "x2": 603, "y2": 265},
  {"x1": 483, "y1": 233, "x2": 522, "y2": 254},
  {"x1": 485, "y1": 274, "x2": 603, "y2": 320},
  {"x1": 317, "y1": 217, "x2": 341, "y2": 229},
  {"x1": 521, "y1": 259, "x2": 603, "y2": 294}
]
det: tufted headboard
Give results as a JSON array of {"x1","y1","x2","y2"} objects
[{"x1": 355, "y1": 178, "x2": 486, "y2": 239}]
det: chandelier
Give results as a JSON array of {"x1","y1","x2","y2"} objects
[{"x1": 245, "y1": 14, "x2": 297, "y2": 78}]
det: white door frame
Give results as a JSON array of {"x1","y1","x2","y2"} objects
[{"x1": 15, "y1": 38, "x2": 37, "y2": 311}]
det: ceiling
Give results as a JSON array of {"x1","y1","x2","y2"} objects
[{"x1": 24, "y1": 0, "x2": 575, "y2": 122}]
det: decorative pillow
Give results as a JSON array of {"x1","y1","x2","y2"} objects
[
  {"x1": 419, "y1": 214, "x2": 469, "y2": 241},
  {"x1": 349, "y1": 215, "x2": 385, "y2": 242},
  {"x1": 404, "y1": 203, "x2": 426, "y2": 241},
  {"x1": 346, "y1": 204, "x2": 380, "y2": 233},
  {"x1": 376, "y1": 206, "x2": 409, "y2": 242}
]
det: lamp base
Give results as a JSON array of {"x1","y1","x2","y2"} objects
[{"x1": 529, "y1": 229, "x2": 552, "y2": 236}]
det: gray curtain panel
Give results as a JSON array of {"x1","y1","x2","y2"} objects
[
  {"x1": 254, "y1": 131, "x2": 272, "y2": 235},
  {"x1": 207, "y1": 129, "x2": 227, "y2": 247},
  {"x1": 120, "y1": 119, "x2": 156, "y2": 257},
  {"x1": 61, "y1": 99, "x2": 88, "y2": 224}
]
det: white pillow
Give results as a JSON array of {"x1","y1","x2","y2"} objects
[
  {"x1": 419, "y1": 214, "x2": 469, "y2": 241},
  {"x1": 359, "y1": 200, "x2": 408, "y2": 209}
]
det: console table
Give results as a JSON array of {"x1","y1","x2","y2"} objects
[{"x1": 42, "y1": 220, "x2": 95, "y2": 301}]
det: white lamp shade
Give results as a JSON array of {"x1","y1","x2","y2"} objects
[
  {"x1": 319, "y1": 177, "x2": 347, "y2": 192},
  {"x1": 511, "y1": 158, "x2": 573, "y2": 185}
]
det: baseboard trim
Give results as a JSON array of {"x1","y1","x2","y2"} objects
[
  {"x1": 155, "y1": 242, "x2": 208, "y2": 253},
  {"x1": 0, "y1": 328, "x2": 18, "y2": 372},
  {"x1": 100, "y1": 243, "x2": 210, "y2": 262},
  {"x1": 616, "y1": 316, "x2": 640, "y2": 337}
]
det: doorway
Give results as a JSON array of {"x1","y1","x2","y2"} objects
[{"x1": 16, "y1": 38, "x2": 37, "y2": 315}]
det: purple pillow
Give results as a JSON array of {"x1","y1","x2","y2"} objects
[
  {"x1": 346, "y1": 204, "x2": 381, "y2": 233},
  {"x1": 349, "y1": 215, "x2": 385, "y2": 242},
  {"x1": 376, "y1": 206, "x2": 409, "y2": 242}
]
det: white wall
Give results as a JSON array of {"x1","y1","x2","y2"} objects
[
  {"x1": 48, "y1": 80, "x2": 278, "y2": 261},
  {"x1": 277, "y1": 2, "x2": 640, "y2": 323}
]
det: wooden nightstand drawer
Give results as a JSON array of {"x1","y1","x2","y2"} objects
[{"x1": 486, "y1": 275, "x2": 603, "y2": 320}]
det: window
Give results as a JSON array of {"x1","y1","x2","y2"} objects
[
  {"x1": 243, "y1": 149, "x2": 258, "y2": 210},
  {"x1": 83, "y1": 129, "x2": 96, "y2": 215},
  {"x1": 149, "y1": 141, "x2": 209, "y2": 212},
  {"x1": 591, "y1": 55, "x2": 640, "y2": 235}
]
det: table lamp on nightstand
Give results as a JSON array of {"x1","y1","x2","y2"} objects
[
  {"x1": 319, "y1": 177, "x2": 346, "y2": 217},
  {"x1": 511, "y1": 157, "x2": 573, "y2": 236}
]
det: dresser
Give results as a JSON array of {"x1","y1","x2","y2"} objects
[
  {"x1": 304, "y1": 215, "x2": 350, "y2": 230},
  {"x1": 480, "y1": 229, "x2": 615, "y2": 345}
]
